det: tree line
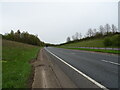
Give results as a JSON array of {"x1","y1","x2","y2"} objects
[
  {"x1": 2, "y1": 30, "x2": 45, "y2": 46},
  {"x1": 66, "y1": 24, "x2": 118, "y2": 42}
]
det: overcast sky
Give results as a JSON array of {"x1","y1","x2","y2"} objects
[{"x1": 0, "y1": 0, "x2": 118, "y2": 44}]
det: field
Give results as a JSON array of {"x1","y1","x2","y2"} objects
[
  {"x1": 61, "y1": 38, "x2": 104, "y2": 47},
  {"x1": 2, "y1": 39, "x2": 40, "y2": 88},
  {"x1": 58, "y1": 34, "x2": 120, "y2": 54},
  {"x1": 60, "y1": 34, "x2": 120, "y2": 48}
]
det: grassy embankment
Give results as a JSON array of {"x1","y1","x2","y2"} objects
[
  {"x1": 64, "y1": 48, "x2": 120, "y2": 54},
  {"x1": 2, "y1": 39, "x2": 40, "y2": 88},
  {"x1": 59, "y1": 34, "x2": 120, "y2": 54}
]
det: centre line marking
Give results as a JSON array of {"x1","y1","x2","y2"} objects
[
  {"x1": 45, "y1": 47, "x2": 108, "y2": 90},
  {"x1": 101, "y1": 60, "x2": 120, "y2": 66}
]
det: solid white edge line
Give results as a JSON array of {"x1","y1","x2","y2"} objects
[
  {"x1": 44, "y1": 47, "x2": 109, "y2": 90},
  {"x1": 102, "y1": 60, "x2": 120, "y2": 66}
]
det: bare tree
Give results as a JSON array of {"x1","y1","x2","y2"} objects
[
  {"x1": 72, "y1": 35, "x2": 75, "y2": 41},
  {"x1": 75, "y1": 32, "x2": 79, "y2": 40},
  {"x1": 104, "y1": 24, "x2": 111, "y2": 34},
  {"x1": 111, "y1": 24, "x2": 117, "y2": 33},
  {"x1": 87, "y1": 28, "x2": 93, "y2": 37},
  {"x1": 66, "y1": 37, "x2": 71, "y2": 42},
  {"x1": 93, "y1": 28, "x2": 97, "y2": 36},
  {"x1": 79, "y1": 33, "x2": 82, "y2": 39},
  {"x1": 99, "y1": 25, "x2": 105, "y2": 35}
]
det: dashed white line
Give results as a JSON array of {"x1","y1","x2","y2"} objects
[
  {"x1": 101, "y1": 60, "x2": 120, "y2": 66},
  {"x1": 45, "y1": 47, "x2": 108, "y2": 90},
  {"x1": 71, "y1": 53, "x2": 75, "y2": 54}
]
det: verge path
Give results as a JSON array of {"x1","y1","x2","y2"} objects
[{"x1": 32, "y1": 48, "x2": 77, "y2": 88}]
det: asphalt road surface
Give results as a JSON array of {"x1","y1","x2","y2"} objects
[{"x1": 45, "y1": 47, "x2": 119, "y2": 89}]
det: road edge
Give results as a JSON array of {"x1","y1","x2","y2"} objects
[{"x1": 44, "y1": 47, "x2": 109, "y2": 90}]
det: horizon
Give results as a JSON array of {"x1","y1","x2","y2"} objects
[{"x1": 0, "y1": 1, "x2": 118, "y2": 44}]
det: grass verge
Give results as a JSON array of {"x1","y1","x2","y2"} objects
[
  {"x1": 2, "y1": 40, "x2": 40, "y2": 88},
  {"x1": 63, "y1": 47, "x2": 120, "y2": 54},
  {"x1": 59, "y1": 34, "x2": 120, "y2": 48}
]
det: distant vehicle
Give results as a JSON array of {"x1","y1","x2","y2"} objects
[{"x1": 45, "y1": 45, "x2": 48, "y2": 47}]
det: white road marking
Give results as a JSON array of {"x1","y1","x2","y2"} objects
[
  {"x1": 71, "y1": 53, "x2": 75, "y2": 54},
  {"x1": 44, "y1": 47, "x2": 108, "y2": 90},
  {"x1": 101, "y1": 60, "x2": 120, "y2": 66}
]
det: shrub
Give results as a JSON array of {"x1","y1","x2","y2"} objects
[
  {"x1": 103, "y1": 38, "x2": 112, "y2": 47},
  {"x1": 111, "y1": 34, "x2": 120, "y2": 47}
]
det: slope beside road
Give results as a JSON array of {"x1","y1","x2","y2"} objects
[{"x1": 44, "y1": 47, "x2": 119, "y2": 89}]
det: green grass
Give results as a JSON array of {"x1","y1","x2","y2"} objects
[
  {"x1": 62, "y1": 39, "x2": 105, "y2": 47},
  {"x1": 64, "y1": 47, "x2": 120, "y2": 54},
  {"x1": 58, "y1": 34, "x2": 120, "y2": 54},
  {"x1": 60, "y1": 34, "x2": 120, "y2": 48},
  {"x1": 2, "y1": 39, "x2": 40, "y2": 88}
]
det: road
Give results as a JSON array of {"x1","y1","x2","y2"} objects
[
  {"x1": 32, "y1": 49, "x2": 77, "y2": 88},
  {"x1": 45, "y1": 47, "x2": 119, "y2": 89}
]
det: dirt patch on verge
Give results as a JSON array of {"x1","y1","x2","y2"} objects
[
  {"x1": 27, "y1": 49, "x2": 40, "y2": 88},
  {"x1": 31, "y1": 48, "x2": 77, "y2": 88},
  {"x1": 31, "y1": 49, "x2": 61, "y2": 88},
  {"x1": 27, "y1": 58, "x2": 37, "y2": 88}
]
